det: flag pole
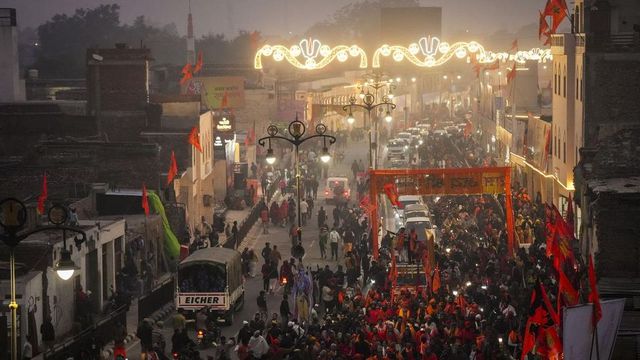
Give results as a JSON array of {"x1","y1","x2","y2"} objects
[{"x1": 589, "y1": 324, "x2": 601, "y2": 360}]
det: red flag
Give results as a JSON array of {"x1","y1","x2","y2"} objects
[
  {"x1": 193, "y1": 51, "x2": 203, "y2": 74},
  {"x1": 558, "y1": 267, "x2": 579, "y2": 306},
  {"x1": 188, "y1": 127, "x2": 203, "y2": 153},
  {"x1": 589, "y1": 255, "x2": 602, "y2": 326},
  {"x1": 521, "y1": 320, "x2": 535, "y2": 360},
  {"x1": 510, "y1": 39, "x2": 519, "y2": 51},
  {"x1": 37, "y1": 172, "x2": 48, "y2": 214},
  {"x1": 507, "y1": 63, "x2": 517, "y2": 84},
  {"x1": 220, "y1": 91, "x2": 229, "y2": 109},
  {"x1": 383, "y1": 183, "x2": 400, "y2": 207},
  {"x1": 464, "y1": 120, "x2": 473, "y2": 138},
  {"x1": 244, "y1": 127, "x2": 255, "y2": 146},
  {"x1": 545, "y1": 0, "x2": 568, "y2": 33},
  {"x1": 543, "y1": 326, "x2": 563, "y2": 359},
  {"x1": 180, "y1": 63, "x2": 193, "y2": 85},
  {"x1": 167, "y1": 150, "x2": 178, "y2": 186},
  {"x1": 539, "y1": 11, "x2": 550, "y2": 40},
  {"x1": 141, "y1": 183, "x2": 149, "y2": 217}
]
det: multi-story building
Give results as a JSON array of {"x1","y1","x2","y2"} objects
[{"x1": 563, "y1": 0, "x2": 640, "y2": 356}]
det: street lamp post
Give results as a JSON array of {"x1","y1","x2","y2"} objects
[
  {"x1": 0, "y1": 199, "x2": 87, "y2": 360},
  {"x1": 258, "y1": 116, "x2": 336, "y2": 247},
  {"x1": 343, "y1": 82, "x2": 396, "y2": 170}
]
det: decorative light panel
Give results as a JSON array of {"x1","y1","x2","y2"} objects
[
  {"x1": 372, "y1": 35, "x2": 552, "y2": 68},
  {"x1": 254, "y1": 38, "x2": 368, "y2": 70}
]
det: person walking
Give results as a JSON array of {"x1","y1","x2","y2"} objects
[
  {"x1": 261, "y1": 261, "x2": 271, "y2": 293},
  {"x1": 270, "y1": 245, "x2": 282, "y2": 269},
  {"x1": 317, "y1": 206, "x2": 326, "y2": 228},
  {"x1": 279, "y1": 294, "x2": 291, "y2": 326},
  {"x1": 257, "y1": 290, "x2": 268, "y2": 320},
  {"x1": 260, "y1": 204, "x2": 269, "y2": 234},
  {"x1": 319, "y1": 226, "x2": 328, "y2": 260},
  {"x1": 261, "y1": 242, "x2": 272, "y2": 264},
  {"x1": 231, "y1": 221, "x2": 239, "y2": 249},
  {"x1": 329, "y1": 227, "x2": 341, "y2": 261},
  {"x1": 300, "y1": 199, "x2": 309, "y2": 226}
]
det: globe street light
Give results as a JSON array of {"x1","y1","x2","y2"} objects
[
  {"x1": 258, "y1": 116, "x2": 336, "y2": 247},
  {"x1": 343, "y1": 74, "x2": 396, "y2": 169},
  {"x1": 0, "y1": 199, "x2": 86, "y2": 360},
  {"x1": 346, "y1": 112, "x2": 355, "y2": 125}
]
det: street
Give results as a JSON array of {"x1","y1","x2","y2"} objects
[{"x1": 124, "y1": 138, "x2": 370, "y2": 359}]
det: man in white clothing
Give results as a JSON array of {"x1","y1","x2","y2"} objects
[
  {"x1": 329, "y1": 228, "x2": 341, "y2": 261},
  {"x1": 299, "y1": 199, "x2": 309, "y2": 225},
  {"x1": 248, "y1": 330, "x2": 269, "y2": 358}
]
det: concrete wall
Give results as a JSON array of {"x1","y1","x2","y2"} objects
[{"x1": 0, "y1": 9, "x2": 23, "y2": 102}]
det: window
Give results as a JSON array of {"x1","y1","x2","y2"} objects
[
  {"x1": 576, "y1": 76, "x2": 579, "y2": 100},
  {"x1": 563, "y1": 140, "x2": 566, "y2": 163},
  {"x1": 580, "y1": 78, "x2": 583, "y2": 101},
  {"x1": 563, "y1": 68, "x2": 567, "y2": 98}
]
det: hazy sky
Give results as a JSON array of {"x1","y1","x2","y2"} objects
[{"x1": 6, "y1": 0, "x2": 542, "y2": 38}]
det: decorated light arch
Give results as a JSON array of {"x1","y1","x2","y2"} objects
[
  {"x1": 372, "y1": 35, "x2": 552, "y2": 68},
  {"x1": 254, "y1": 38, "x2": 368, "y2": 70},
  {"x1": 253, "y1": 36, "x2": 552, "y2": 70}
]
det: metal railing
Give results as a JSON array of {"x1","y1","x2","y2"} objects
[
  {"x1": 223, "y1": 176, "x2": 280, "y2": 250},
  {"x1": 43, "y1": 304, "x2": 128, "y2": 360},
  {"x1": 138, "y1": 277, "x2": 175, "y2": 323}
]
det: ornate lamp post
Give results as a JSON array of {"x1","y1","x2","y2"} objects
[
  {"x1": 258, "y1": 116, "x2": 336, "y2": 247},
  {"x1": 0, "y1": 199, "x2": 87, "y2": 360},
  {"x1": 343, "y1": 76, "x2": 396, "y2": 169}
]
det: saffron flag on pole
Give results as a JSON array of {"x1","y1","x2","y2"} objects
[
  {"x1": 141, "y1": 183, "x2": 150, "y2": 217},
  {"x1": 37, "y1": 172, "x2": 48, "y2": 214},
  {"x1": 557, "y1": 266, "x2": 579, "y2": 306},
  {"x1": 193, "y1": 51, "x2": 203, "y2": 74},
  {"x1": 188, "y1": 127, "x2": 203, "y2": 153},
  {"x1": 167, "y1": 150, "x2": 178, "y2": 186},
  {"x1": 432, "y1": 267, "x2": 441, "y2": 293},
  {"x1": 180, "y1": 63, "x2": 193, "y2": 85},
  {"x1": 383, "y1": 183, "x2": 400, "y2": 207},
  {"x1": 507, "y1": 62, "x2": 517, "y2": 84},
  {"x1": 539, "y1": 10, "x2": 550, "y2": 40},
  {"x1": 545, "y1": 0, "x2": 569, "y2": 33},
  {"x1": 510, "y1": 39, "x2": 519, "y2": 52},
  {"x1": 220, "y1": 91, "x2": 229, "y2": 109},
  {"x1": 588, "y1": 255, "x2": 603, "y2": 326}
]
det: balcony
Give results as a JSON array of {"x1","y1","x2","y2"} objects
[{"x1": 551, "y1": 34, "x2": 576, "y2": 55}]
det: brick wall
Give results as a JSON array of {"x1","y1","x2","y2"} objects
[{"x1": 584, "y1": 54, "x2": 640, "y2": 144}]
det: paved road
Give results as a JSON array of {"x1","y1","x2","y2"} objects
[{"x1": 124, "y1": 137, "x2": 370, "y2": 359}]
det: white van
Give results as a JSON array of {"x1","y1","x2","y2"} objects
[{"x1": 324, "y1": 176, "x2": 350, "y2": 202}]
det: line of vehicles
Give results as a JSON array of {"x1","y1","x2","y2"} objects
[{"x1": 385, "y1": 118, "x2": 469, "y2": 168}]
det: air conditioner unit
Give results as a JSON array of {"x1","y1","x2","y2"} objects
[{"x1": 203, "y1": 195, "x2": 213, "y2": 207}]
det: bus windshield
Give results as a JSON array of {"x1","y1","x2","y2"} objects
[{"x1": 178, "y1": 263, "x2": 227, "y2": 293}]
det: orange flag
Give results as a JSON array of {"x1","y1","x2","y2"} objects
[
  {"x1": 141, "y1": 183, "x2": 149, "y2": 217},
  {"x1": 193, "y1": 51, "x2": 203, "y2": 74},
  {"x1": 180, "y1": 63, "x2": 193, "y2": 85},
  {"x1": 167, "y1": 150, "x2": 178, "y2": 186},
  {"x1": 588, "y1": 255, "x2": 602, "y2": 326},
  {"x1": 383, "y1": 183, "x2": 400, "y2": 207},
  {"x1": 545, "y1": 0, "x2": 568, "y2": 33},
  {"x1": 37, "y1": 172, "x2": 48, "y2": 214},
  {"x1": 432, "y1": 267, "x2": 441, "y2": 293},
  {"x1": 220, "y1": 91, "x2": 229, "y2": 108},
  {"x1": 539, "y1": 10, "x2": 550, "y2": 40},
  {"x1": 507, "y1": 62, "x2": 517, "y2": 84},
  {"x1": 558, "y1": 267, "x2": 579, "y2": 306},
  {"x1": 188, "y1": 127, "x2": 203, "y2": 153}
]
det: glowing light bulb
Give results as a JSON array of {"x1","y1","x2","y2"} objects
[{"x1": 385, "y1": 111, "x2": 392, "y2": 123}]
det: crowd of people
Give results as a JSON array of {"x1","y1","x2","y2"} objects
[{"x1": 166, "y1": 109, "x2": 583, "y2": 360}]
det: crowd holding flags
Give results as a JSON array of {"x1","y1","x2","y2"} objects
[{"x1": 519, "y1": 193, "x2": 604, "y2": 359}]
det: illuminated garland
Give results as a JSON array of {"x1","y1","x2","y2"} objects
[
  {"x1": 253, "y1": 36, "x2": 552, "y2": 70},
  {"x1": 254, "y1": 38, "x2": 367, "y2": 70},
  {"x1": 372, "y1": 36, "x2": 552, "y2": 68}
]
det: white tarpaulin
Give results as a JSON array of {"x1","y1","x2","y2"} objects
[{"x1": 562, "y1": 298, "x2": 625, "y2": 360}]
